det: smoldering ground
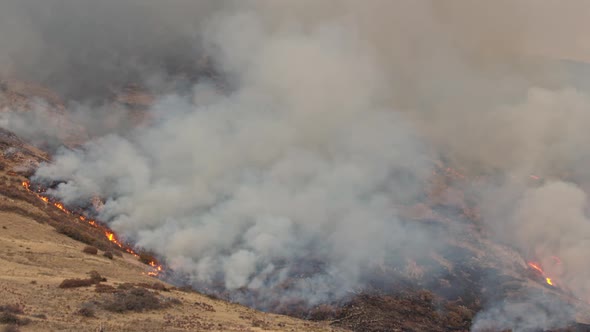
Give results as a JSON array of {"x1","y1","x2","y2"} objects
[{"x1": 3, "y1": 1, "x2": 590, "y2": 330}]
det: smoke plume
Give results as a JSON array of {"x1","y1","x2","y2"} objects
[{"x1": 3, "y1": 1, "x2": 590, "y2": 329}]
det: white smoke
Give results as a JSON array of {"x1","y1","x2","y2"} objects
[
  {"x1": 4, "y1": 1, "x2": 590, "y2": 329},
  {"x1": 33, "y1": 12, "x2": 433, "y2": 306}
]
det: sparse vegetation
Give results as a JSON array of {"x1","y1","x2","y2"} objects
[
  {"x1": 0, "y1": 304, "x2": 24, "y2": 315},
  {"x1": 88, "y1": 271, "x2": 107, "y2": 283},
  {"x1": 0, "y1": 313, "x2": 30, "y2": 326},
  {"x1": 82, "y1": 246, "x2": 98, "y2": 255},
  {"x1": 54, "y1": 224, "x2": 116, "y2": 253},
  {"x1": 77, "y1": 307, "x2": 94, "y2": 317},
  {"x1": 117, "y1": 283, "x2": 134, "y2": 291},
  {"x1": 56, "y1": 224, "x2": 96, "y2": 245},
  {"x1": 95, "y1": 284, "x2": 117, "y2": 293},
  {"x1": 76, "y1": 303, "x2": 96, "y2": 318},
  {"x1": 136, "y1": 282, "x2": 168, "y2": 292},
  {"x1": 0, "y1": 205, "x2": 51, "y2": 224},
  {"x1": 103, "y1": 251, "x2": 113, "y2": 259}
]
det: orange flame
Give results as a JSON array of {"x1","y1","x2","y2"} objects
[
  {"x1": 528, "y1": 261, "x2": 555, "y2": 287},
  {"x1": 528, "y1": 262, "x2": 543, "y2": 274},
  {"x1": 21, "y1": 180, "x2": 164, "y2": 276}
]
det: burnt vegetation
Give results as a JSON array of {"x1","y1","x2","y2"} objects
[{"x1": 328, "y1": 291, "x2": 473, "y2": 332}]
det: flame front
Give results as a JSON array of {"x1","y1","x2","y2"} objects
[{"x1": 21, "y1": 181, "x2": 164, "y2": 276}]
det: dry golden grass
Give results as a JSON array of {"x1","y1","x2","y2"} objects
[{"x1": 0, "y1": 171, "x2": 345, "y2": 332}]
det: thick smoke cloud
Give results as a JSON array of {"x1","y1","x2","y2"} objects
[
  {"x1": 3, "y1": 1, "x2": 590, "y2": 329},
  {"x1": 33, "y1": 13, "x2": 435, "y2": 307},
  {"x1": 0, "y1": 0, "x2": 222, "y2": 101}
]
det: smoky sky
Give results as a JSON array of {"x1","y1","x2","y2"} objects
[{"x1": 0, "y1": 0, "x2": 226, "y2": 101}]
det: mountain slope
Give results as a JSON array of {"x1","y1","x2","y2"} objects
[{"x1": 0, "y1": 172, "x2": 344, "y2": 332}]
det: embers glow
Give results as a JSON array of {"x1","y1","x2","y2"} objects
[{"x1": 21, "y1": 180, "x2": 164, "y2": 276}]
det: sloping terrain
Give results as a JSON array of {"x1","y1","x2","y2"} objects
[
  {"x1": 2, "y1": 79, "x2": 590, "y2": 332},
  {"x1": 0, "y1": 171, "x2": 344, "y2": 332},
  {"x1": 0, "y1": 86, "x2": 343, "y2": 331}
]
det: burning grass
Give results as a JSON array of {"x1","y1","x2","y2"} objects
[
  {"x1": 19, "y1": 180, "x2": 164, "y2": 275},
  {"x1": 55, "y1": 224, "x2": 113, "y2": 253}
]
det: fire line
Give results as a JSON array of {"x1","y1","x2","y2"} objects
[
  {"x1": 527, "y1": 261, "x2": 555, "y2": 287},
  {"x1": 21, "y1": 181, "x2": 163, "y2": 277}
]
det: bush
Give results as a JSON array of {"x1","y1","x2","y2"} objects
[
  {"x1": 58, "y1": 278, "x2": 95, "y2": 289},
  {"x1": 82, "y1": 246, "x2": 98, "y2": 255},
  {"x1": 88, "y1": 271, "x2": 106, "y2": 283},
  {"x1": 101, "y1": 287, "x2": 170, "y2": 313},
  {"x1": 95, "y1": 284, "x2": 117, "y2": 294},
  {"x1": 0, "y1": 304, "x2": 24, "y2": 315},
  {"x1": 0, "y1": 313, "x2": 18, "y2": 324},
  {"x1": 103, "y1": 251, "x2": 114, "y2": 260},
  {"x1": 77, "y1": 303, "x2": 95, "y2": 318},
  {"x1": 117, "y1": 283, "x2": 134, "y2": 290},
  {"x1": 0, "y1": 313, "x2": 30, "y2": 325}
]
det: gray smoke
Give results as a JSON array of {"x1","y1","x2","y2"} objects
[
  {"x1": 0, "y1": 0, "x2": 223, "y2": 101},
  {"x1": 3, "y1": 1, "x2": 590, "y2": 329},
  {"x1": 33, "y1": 10, "x2": 435, "y2": 307}
]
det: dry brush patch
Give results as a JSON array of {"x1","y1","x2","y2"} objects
[
  {"x1": 99, "y1": 286, "x2": 181, "y2": 313},
  {"x1": 0, "y1": 313, "x2": 30, "y2": 327},
  {"x1": 59, "y1": 271, "x2": 106, "y2": 289},
  {"x1": 82, "y1": 245, "x2": 98, "y2": 255},
  {"x1": 0, "y1": 304, "x2": 24, "y2": 315}
]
